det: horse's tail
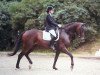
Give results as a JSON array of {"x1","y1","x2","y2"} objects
[{"x1": 8, "y1": 32, "x2": 24, "y2": 56}]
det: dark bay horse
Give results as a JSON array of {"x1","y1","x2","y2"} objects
[{"x1": 8, "y1": 22, "x2": 85, "y2": 70}]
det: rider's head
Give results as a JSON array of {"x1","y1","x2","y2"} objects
[{"x1": 46, "y1": 6, "x2": 54, "y2": 14}]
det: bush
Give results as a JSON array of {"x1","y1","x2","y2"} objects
[
  {"x1": 0, "y1": 0, "x2": 99, "y2": 50},
  {"x1": 0, "y1": 11, "x2": 12, "y2": 50}
]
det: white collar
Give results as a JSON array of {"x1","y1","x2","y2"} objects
[{"x1": 49, "y1": 13, "x2": 53, "y2": 16}]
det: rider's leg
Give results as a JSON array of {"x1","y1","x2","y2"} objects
[
  {"x1": 49, "y1": 29, "x2": 57, "y2": 50},
  {"x1": 49, "y1": 35, "x2": 56, "y2": 49}
]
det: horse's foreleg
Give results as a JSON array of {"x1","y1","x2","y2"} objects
[
  {"x1": 62, "y1": 48, "x2": 74, "y2": 70},
  {"x1": 16, "y1": 52, "x2": 24, "y2": 69},
  {"x1": 53, "y1": 50, "x2": 60, "y2": 70}
]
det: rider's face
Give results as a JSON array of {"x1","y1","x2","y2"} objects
[{"x1": 50, "y1": 9, "x2": 54, "y2": 14}]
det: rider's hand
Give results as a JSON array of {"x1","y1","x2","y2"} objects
[{"x1": 58, "y1": 24, "x2": 62, "y2": 27}]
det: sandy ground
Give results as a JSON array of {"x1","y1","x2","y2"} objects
[{"x1": 0, "y1": 52, "x2": 100, "y2": 75}]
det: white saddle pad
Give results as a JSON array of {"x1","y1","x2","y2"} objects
[
  {"x1": 43, "y1": 30, "x2": 60, "y2": 41},
  {"x1": 43, "y1": 31, "x2": 51, "y2": 41}
]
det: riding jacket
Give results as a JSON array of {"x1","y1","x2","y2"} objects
[{"x1": 45, "y1": 14, "x2": 59, "y2": 32}]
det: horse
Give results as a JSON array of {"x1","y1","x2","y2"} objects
[{"x1": 8, "y1": 22, "x2": 85, "y2": 70}]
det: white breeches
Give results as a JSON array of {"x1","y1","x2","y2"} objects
[{"x1": 49, "y1": 29, "x2": 56, "y2": 37}]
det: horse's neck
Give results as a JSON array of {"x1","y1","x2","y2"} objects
[
  {"x1": 65, "y1": 25, "x2": 77, "y2": 41},
  {"x1": 66, "y1": 27, "x2": 76, "y2": 35}
]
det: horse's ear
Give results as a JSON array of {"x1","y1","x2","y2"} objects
[
  {"x1": 79, "y1": 22, "x2": 85, "y2": 30},
  {"x1": 81, "y1": 23, "x2": 86, "y2": 26},
  {"x1": 82, "y1": 23, "x2": 87, "y2": 31},
  {"x1": 81, "y1": 22, "x2": 87, "y2": 27},
  {"x1": 84, "y1": 23, "x2": 86, "y2": 26}
]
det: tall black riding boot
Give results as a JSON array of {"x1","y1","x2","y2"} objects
[{"x1": 49, "y1": 37, "x2": 56, "y2": 50}]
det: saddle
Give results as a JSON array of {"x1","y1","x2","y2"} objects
[{"x1": 43, "y1": 29, "x2": 59, "y2": 41}]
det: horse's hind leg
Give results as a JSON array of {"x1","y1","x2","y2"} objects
[
  {"x1": 16, "y1": 40, "x2": 34, "y2": 69},
  {"x1": 25, "y1": 53, "x2": 33, "y2": 64},
  {"x1": 25, "y1": 48, "x2": 34, "y2": 69},
  {"x1": 16, "y1": 52, "x2": 25, "y2": 69},
  {"x1": 25, "y1": 44, "x2": 36, "y2": 69},
  {"x1": 61, "y1": 48, "x2": 74, "y2": 70},
  {"x1": 53, "y1": 50, "x2": 60, "y2": 70}
]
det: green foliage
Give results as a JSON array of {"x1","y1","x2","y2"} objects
[
  {"x1": 55, "y1": 4, "x2": 89, "y2": 23},
  {"x1": 0, "y1": 0, "x2": 99, "y2": 50},
  {"x1": 0, "y1": 11, "x2": 12, "y2": 50},
  {"x1": 85, "y1": 26, "x2": 97, "y2": 40}
]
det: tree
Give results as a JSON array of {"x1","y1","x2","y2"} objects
[{"x1": 0, "y1": 11, "x2": 12, "y2": 50}]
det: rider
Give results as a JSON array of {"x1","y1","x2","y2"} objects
[{"x1": 45, "y1": 6, "x2": 61, "y2": 50}]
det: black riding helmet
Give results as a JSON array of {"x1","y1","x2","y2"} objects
[{"x1": 46, "y1": 6, "x2": 54, "y2": 13}]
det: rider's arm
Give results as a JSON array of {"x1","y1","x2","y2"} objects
[{"x1": 47, "y1": 15, "x2": 59, "y2": 27}]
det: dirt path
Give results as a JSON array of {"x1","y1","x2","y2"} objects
[{"x1": 0, "y1": 52, "x2": 100, "y2": 75}]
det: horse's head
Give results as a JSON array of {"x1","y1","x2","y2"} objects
[
  {"x1": 63, "y1": 22, "x2": 85, "y2": 43},
  {"x1": 76, "y1": 23, "x2": 85, "y2": 43}
]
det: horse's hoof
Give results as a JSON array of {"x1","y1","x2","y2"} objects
[
  {"x1": 15, "y1": 67, "x2": 20, "y2": 70},
  {"x1": 7, "y1": 53, "x2": 11, "y2": 56},
  {"x1": 29, "y1": 64, "x2": 32, "y2": 69},
  {"x1": 53, "y1": 67, "x2": 58, "y2": 70},
  {"x1": 70, "y1": 65, "x2": 74, "y2": 71},
  {"x1": 16, "y1": 66, "x2": 20, "y2": 69}
]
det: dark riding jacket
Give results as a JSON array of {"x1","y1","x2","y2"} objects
[{"x1": 45, "y1": 14, "x2": 59, "y2": 32}]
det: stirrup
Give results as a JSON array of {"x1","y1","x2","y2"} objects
[
  {"x1": 50, "y1": 45, "x2": 56, "y2": 53},
  {"x1": 50, "y1": 45, "x2": 55, "y2": 50}
]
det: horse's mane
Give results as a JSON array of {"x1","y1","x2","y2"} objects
[
  {"x1": 62, "y1": 22, "x2": 76, "y2": 31},
  {"x1": 63, "y1": 22, "x2": 84, "y2": 29},
  {"x1": 61, "y1": 22, "x2": 84, "y2": 35},
  {"x1": 63, "y1": 22, "x2": 78, "y2": 27},
  {"x1": 64, "y1": 22, "x2": 75, "y2": 26}
]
